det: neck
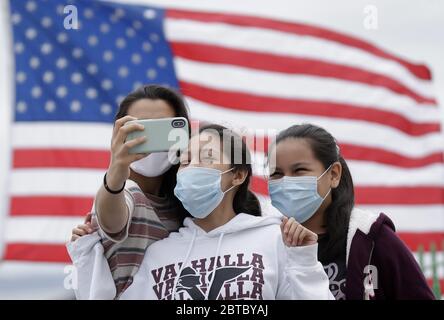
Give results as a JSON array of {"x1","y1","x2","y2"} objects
[
  {"x1": 303, "y1": 208, "x2": 327, "y2": 235},
  {"x1": 129, "y1": 170, "x2": 163, "y2": 196},
  {"x1": 194, "y1": 196, "x2": 236, "y2": 233}
]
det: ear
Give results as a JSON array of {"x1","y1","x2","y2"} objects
[
  {"x1": 330, "y1": 161, "x2": 342, "y2": 189},
  {"x1": 231, "y1": 168, "x2": 248, "y2": 187}
]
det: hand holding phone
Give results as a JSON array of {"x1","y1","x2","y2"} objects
[{"x1": 124, "y1": 117, "x2": 189, "y2": 154}]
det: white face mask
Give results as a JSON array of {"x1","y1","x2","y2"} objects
[{"x1": 129, "y1": 152, "x2": 173, "y2": 177}]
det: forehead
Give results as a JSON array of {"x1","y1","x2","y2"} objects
[
  {"x1": 127, "y1": 99, "x2": 175, "y2": 119},
  {"x1": 273, "y1": 138, "x2": 316, "y2": 162},
  {"x1": 189, "y1": 131, "x2": 222, "y2": 151}
]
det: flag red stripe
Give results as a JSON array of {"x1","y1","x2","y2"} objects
[
  {"x1": 249, "y1": 137, "x2": 444, "y2": 168},
  {"x1": 4, "y1": 243, "x2": 70, "y2": 263},
  {"x1": 4, "y1": 234, "x2": 443, "y2": 263},
  {"x1": 166, "y1": 9, "x2": 431, "y2": 80},
  {"x1": 172, "y1": 42, "x2": 436, "y2": 105},
  {"x1": 399, "y1": 232, "x2": 444, "y2": 251},
  {"x1": 13, "y1": 149, "x2": 110, "y2": 169},
  {"x1": 337, "y1": 143, "x2": 444, "y2": 168},
  {"x1": 180, "y1": 81, "x2": 440, "y2": 136},
  {"x1": 427, "y1": 279, "x2": 444, "y2": 293},
  {"x1": 251, "y1": 176, "x2": 444, "y2": 204},
  {"x1": 10, "y1": 196, "x2": 93, "y2": 216},
  {"x1": 12, "y1": 141, "x2": 444, "y2": 173}
]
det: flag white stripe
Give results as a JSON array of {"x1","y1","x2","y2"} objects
[
  {"x1": 252, "y1": 153, "x2": 444, "y2": 186},
  {"x1": 12, "y1": 119, "x2": 444, "y2": 160},
  {"x1": 359, "y1": 205, "x2": 444, "y2": 232},
  {"x1": 4, "y1": 217, "x2": 83, "y2": 244},
  {"x1": 166, "y1": 18, "x2": 434, "y2": 98},
  {"x1": 12, "y1": 122, "x2": 112, "y2": 149},
  {"x1": 10, "y1": 169, "x2": 103, "y2": 196},
  {"x1": 175, "y1": 58, "x2": 439, "y2": 123},
  {"x1": 186, "y1": 97, "x2": 444, "y2": 157},
  {"x1": 9, "y1": 161, "x2": 444, "y2": 197}
]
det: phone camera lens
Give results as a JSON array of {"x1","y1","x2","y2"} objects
[{"x1": 172, "y1": 120, "x2": 185, "y2": 128}]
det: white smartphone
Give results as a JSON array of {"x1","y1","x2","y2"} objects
[{"x1": 124, "y1": 117, "x2": 189, "y2": 154}]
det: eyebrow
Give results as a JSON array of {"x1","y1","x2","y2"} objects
[{"x1": 290, "y1": 162, "x2": 311, "y2": 169}]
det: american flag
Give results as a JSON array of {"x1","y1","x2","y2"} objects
[{"x1": 1, "y1": 0, "x2": 443, "y2": 293}]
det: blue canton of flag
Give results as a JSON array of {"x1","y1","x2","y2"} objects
[{"x1": 11, "y1": 0, "x2": 179, "y2": 123}]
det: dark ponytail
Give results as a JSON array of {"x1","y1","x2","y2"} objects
[
  {"x1": 199, "y1": 124, "x2": 262, "y2": 217},
  {"x1": 274, "y1": 124, "x2": 354, "y2": 263}
]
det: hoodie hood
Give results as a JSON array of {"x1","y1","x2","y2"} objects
[{"x1": 170, "y1": 213, "x2": 282, "y2": 240}]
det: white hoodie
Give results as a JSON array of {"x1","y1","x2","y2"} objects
[{"x1": 67, "y1": 213, "x2": 333, "y2": 300}]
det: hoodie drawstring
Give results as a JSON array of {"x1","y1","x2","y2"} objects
[
  {"x1": 205, "y1": 232, "x2": 225, "y2": 300},
  {"x1": 172, "y1": 228, "x2": 197, "y2": 300}
]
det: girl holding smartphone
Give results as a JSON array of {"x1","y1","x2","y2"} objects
[{"x1": 71, "y1": 84, "x2": 190, "y2": 297}]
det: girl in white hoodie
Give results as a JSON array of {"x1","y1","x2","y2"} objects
[{"x1": 67, "y1": 124, "x2": 332, "y2": 300}]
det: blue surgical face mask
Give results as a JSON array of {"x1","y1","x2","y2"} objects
[
  {"x1": 268, "y1": 165, "x2": 332, "y2": 223},
  {"x1": 174, "y1": 167, "x2": 235, "y2": 219}
]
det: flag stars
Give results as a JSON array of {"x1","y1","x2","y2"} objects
[
  {"x1": 88, "y1": 35, "x2": 98, "y2": 46},
  {"x1": 45, "y1": 100, "x2": 56, "y2": 113},
  {"x1": 31, "y1": 86, "x2": 42, "y2": 98},
  {"x1": 144, "y1": 9, "x2": 156, "y2": 20},
  {"x1": 26, "y1": 28, "x2": 37, "y2": 40},
  {"x1": 133, "y1": 81, "x2": 143, "y2": 90},
  {"x1": 133, "y1": 20, "x2": 142, "y2": 29},
  {"x1": 30, "y1": 56, "x2": 40, "y2": 69},
  {"x1": 150, "y1": 33, "x2": 159, "y2": 42},
  {"x1": 11, "y1": 13, "x2": 21, "y2": 25},
  {"x1": 100, "y1": 23, "x2": 110, "y2": 34},
  {"x1": 14, "y1": 42, "x2": 24, "y2": 54},
  {"x1": 56, "y1": 86, "x2": 68, "y2": 98},
  {"x1": 26, "y1": 1, "x2": 37, "y2": 12},
  {"x1": 86, "y1": 88, "x2": 98, "y2": 99},
  {"x1": 72, "y1": 48, "x2": 83, "y2": 59},
  {"x1": 56, "y1": 5, "x2": 64, "y2": 15},
  {"x1": 87, "y1": 63, "x2": 98, "y2": 75},
  {"x1": 71, "y1": 72, "x2": 83, "y2": 84},
  {"x1": 131, "y1": 53, "x2": 141, "y2": 64},
  {"x1": 41, "y1": 17, "x2": 52, "y2": 28},
  {"x1": 70, "y1": 100, "x2": 82, "y2": 112},
  {"x1": 56, "y1": 58, "x2": 68, "y2": 69},
  {"x1": 142, "y1": 42, "x2": 152, "y2": 52},
  {"x1": 84, "y1": 8, "x2": 94, "y2": 19},
  {"x1": 103, "y1": 50, "x2": 113, "y2": 62},
  {"x1": 16, "y1": 72, "x2": 27, "y2": 83},
  {"x1": 126, "y1": 28, "x2": 136, "y2": 38},
  {"x1": 101, "y1": 79, "x2": 113, "y2": 90},
  {"x1": 57, "y1": 32, "x2": 68, "y2": 43},
  {"x1": 17, "y1": 101, "x2": 27, "y2": 113},
  {"x1": 116, "y1": 38, "x2": 126, "y2": 49},
  {"x1": 101, "y1": 104, "x2": 112, "y2": 115},
  {"x1": 43, "y1": 71, "x2": 54, "y2": 83},
  {"x1": 114, "y1": 8, "x2": 125, "y2": 18},
  {"x1": 118, "y1": 66, "x2": 129, "y2": 78},
  {"x1": 116, "y1": 95, "x2": 125, "y2": 105},
  {"x1": 41, "y1": 43, "x2": 52, "y2": 55},
  {"x1": 157, "y1": 57, "x2": 167, "y2": 68},
  {"x1": 146, "y1": 68, "x2": 157, "y2": 79}
]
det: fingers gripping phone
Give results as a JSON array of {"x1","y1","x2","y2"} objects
[{"x1": 125, "y1": 117, "x2": 189, "y2": 154}]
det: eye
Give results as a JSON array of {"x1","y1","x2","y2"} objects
[
  {"x1": 293, "y1": 168, "x2": 307, "y2": 175},
  {"x1": 269, "y1": 171, "x2": 283, "y2": 180}
]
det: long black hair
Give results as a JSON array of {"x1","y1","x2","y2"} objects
[
  {"x1": 274, "y1": 124, "x2": 354, "y2": 263},
  {"x1": 115, "y1": 84, "x2": 190, "y2": 216},
  {"x1": 199, "y1": 124, "x2": 262, "y2": 216}
]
